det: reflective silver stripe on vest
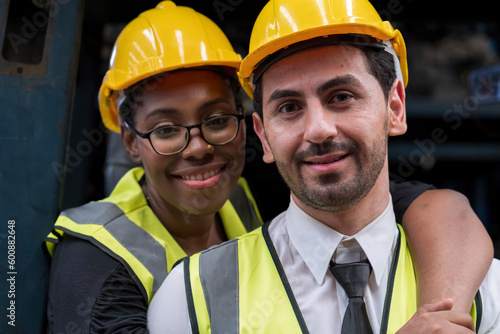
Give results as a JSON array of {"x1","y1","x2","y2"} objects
[
  {"x1": 229, "y1": 183, "x2": 261, "y2": 231},
  {"x1": 198, "y1": 239, "x2": 239, "y2": 333},
  {"x1": 61, "y1": 201, "x2": 167, "y2": 299}
]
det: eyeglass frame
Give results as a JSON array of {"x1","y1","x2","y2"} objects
[{"x1": 123, "y1": 109, "x2": 245, "y2": 156}]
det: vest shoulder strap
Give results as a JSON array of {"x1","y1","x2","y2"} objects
[
  {"x1": 229, "y1": 178, "x2": 263, "y2": 232},
  {"x1": 187, "y1": 239, "x2": 239, "y2": 333},
  {"x1": 48, "y1": 201, "x2": 167, "y2": 303},
  {"x1": 381, "y1": 225, "x2": 481, "y2": 333}
]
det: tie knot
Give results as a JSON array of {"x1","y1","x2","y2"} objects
[{"x1": 329, "y1": 259, "x2": 371, "y2": 298}]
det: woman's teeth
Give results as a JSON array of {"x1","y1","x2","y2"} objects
[{"x1": 180, "y1": 168, "x2": 221, "y2": 181}]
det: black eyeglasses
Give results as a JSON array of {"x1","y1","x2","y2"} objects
[{"x1": 124, "y1": 113, "x2": 245, "y2": 156}]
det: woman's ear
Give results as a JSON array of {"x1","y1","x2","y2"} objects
[
  {"x1": 120, "y1": 122, "x2": 142, "y2": 164},
  {"x1": 252, "y1": 112, "x2": 275, "y2": 164},
  {"x1": 387, "y1": 79, "x2": 407, "y2": 137}
]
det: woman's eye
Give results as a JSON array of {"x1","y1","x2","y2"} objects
[
  {"x1": 205, "y1": 117, "x2": 228, "y2": 128},
  {"x1": 154, "y1": 126, "x2": 180, "y2": 138}
]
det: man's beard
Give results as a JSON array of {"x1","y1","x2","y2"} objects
[{"x1": 275, "y1": 137, "x2": 387, "y2": 213}]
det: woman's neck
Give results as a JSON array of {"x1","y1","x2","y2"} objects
[{"x1": 143, "y1": 183, "x2": 227, "y2": 256}]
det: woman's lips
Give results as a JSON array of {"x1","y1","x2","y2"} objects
[
  {"x1": 179, "y1": 167, "x2": 222, "y2": 181},
  {"x1": 174, "y1": 164, "x2": 227, "y2": 188}
]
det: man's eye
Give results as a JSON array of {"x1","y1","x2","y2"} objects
[
  {"x1": 278, "y1": 103, "x2": 301, "y2": 114},
  {"x1": 331, "y1": 93, "x2": 353, "y2": 103}
]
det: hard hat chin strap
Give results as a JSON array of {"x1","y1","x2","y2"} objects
[{"x1": 383, "y1": 40, "x2": 404, "y2": 87}]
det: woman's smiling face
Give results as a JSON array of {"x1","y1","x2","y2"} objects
[{"x1": 124, "y1": 70, "x2": 246, "y2": 217}]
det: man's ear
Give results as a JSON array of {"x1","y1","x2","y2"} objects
[
  {"x1": 252, "y1": 112, "x2": 275, "y2": 164},
  {"x1": 120, "y1": 122, "x2": 142, "y2": 164},
  {"x1": 387, "y1": 79, "x2": 407, "y2": 137}
]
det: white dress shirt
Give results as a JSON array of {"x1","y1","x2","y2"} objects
[{"x1": 148, "y1": 197, "x2": 500, "y2": 333}]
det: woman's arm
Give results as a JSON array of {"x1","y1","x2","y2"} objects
[
  {"x1": 402, "y1": 188, "x2": 493, "y2": 313},
  {"x1": 47, "y1": 235, "x2": 149, "y2": 334}
]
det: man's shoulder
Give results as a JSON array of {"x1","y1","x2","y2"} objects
[
  {"x1": 484, "y1": 257, "x2": 500, "y2": 279},
  {"x1": 482, "y1": 257, "x2": 500, "y2": 285},
  {"x1": 477, "y1": 258, "x2": 500, "y2": 333}
]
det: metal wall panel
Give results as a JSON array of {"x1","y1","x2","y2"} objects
[{"x1": 0, "y1": 0, "x2": 84, "y2": 331}]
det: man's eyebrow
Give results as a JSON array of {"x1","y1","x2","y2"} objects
[
  {"x1": 267, "y1": 89, "x2": 304, "y2": 104},
  {"x1": 317, "y1": 75, "x2": 362, "y2": 95}
]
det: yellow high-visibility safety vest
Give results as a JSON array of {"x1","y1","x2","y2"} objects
[
  {"x1": 45, "y1": 167, "x2": 262, "y2": 304},
  {"x1": 185, "y1": 224, "x2": 482, "y2": 334}
]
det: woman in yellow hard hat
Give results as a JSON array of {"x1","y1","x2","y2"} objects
[
  {"x1": 45, "y1": 1, "x2": 492, "y2": 333},
  {"x1": 45, "y1": 2, "x2": 261, "y2": 332}
]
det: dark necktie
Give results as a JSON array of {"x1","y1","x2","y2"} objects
[{"x1": 329, "y1": 259, "x2": 373, "y2": 334}]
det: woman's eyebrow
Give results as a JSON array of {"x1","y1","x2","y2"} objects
[{"x1": 145, "y1": 108, "x2": 178, "y2": 121}]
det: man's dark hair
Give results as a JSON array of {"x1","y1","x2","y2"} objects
[
  {"x1": 119, "y1": 68, "x2": 242, "y2": 127},
  {"x1": 252, "y1": 46, "x2": 397, "y2": 119}
]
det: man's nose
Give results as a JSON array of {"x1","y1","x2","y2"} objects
[{"x1": 303, "y1": 104, "x2": 339, "y2": 144}]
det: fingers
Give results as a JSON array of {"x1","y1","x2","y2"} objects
[
  {"x1": 397, "y1": 299, "x2": 475, "y2": 334},
  {"x1": 419, "y1": 299, "x2": 474, "y2": 331},
  {"x1": 443, "y1": 311, "x2": 475, "y2": 332},
  {"x1": 419, "y1": 298, "x2": 454, "y2": 313}
]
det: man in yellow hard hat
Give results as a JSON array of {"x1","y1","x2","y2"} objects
[{"x1": 148, "y1": 0, "x2": 500, "y2": 333}]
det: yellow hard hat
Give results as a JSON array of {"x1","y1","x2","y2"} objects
[
  {"x1": 99, "y1": 1, "x2": 242, "y2": 133},
  {"x1": 239, "y1": 0, "x2": 408, "y2": 98}
]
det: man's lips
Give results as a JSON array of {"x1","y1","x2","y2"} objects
[
  {"x1": 302, "y1": 153, "x2": 349, "y2": 174},
  {"x1": 303, "y1": 153, "x2": 349, "y2": 165}
]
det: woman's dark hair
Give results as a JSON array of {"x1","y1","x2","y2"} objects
[{"x1": 119, "y1": 68, "x2": 242, "y2": 126}]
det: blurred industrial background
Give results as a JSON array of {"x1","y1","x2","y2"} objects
[
  {"x1": 1, "y1": 0, "x2": 499, "y2": 332},
  {"x1": 65, "y1": 0, "x2": 500, "y2": 244}
]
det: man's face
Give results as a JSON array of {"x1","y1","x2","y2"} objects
[{"x1": 254, "y1": 45, "x2": 405, "y2": 214}]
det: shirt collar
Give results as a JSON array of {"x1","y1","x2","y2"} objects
[{"x1": 286, "y1": 197, "x2": 398, "y2": 286}]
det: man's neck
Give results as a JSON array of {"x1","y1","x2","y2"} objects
[{"x1": 293, "y1": 177, "x2": 390, "y2": 236}]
